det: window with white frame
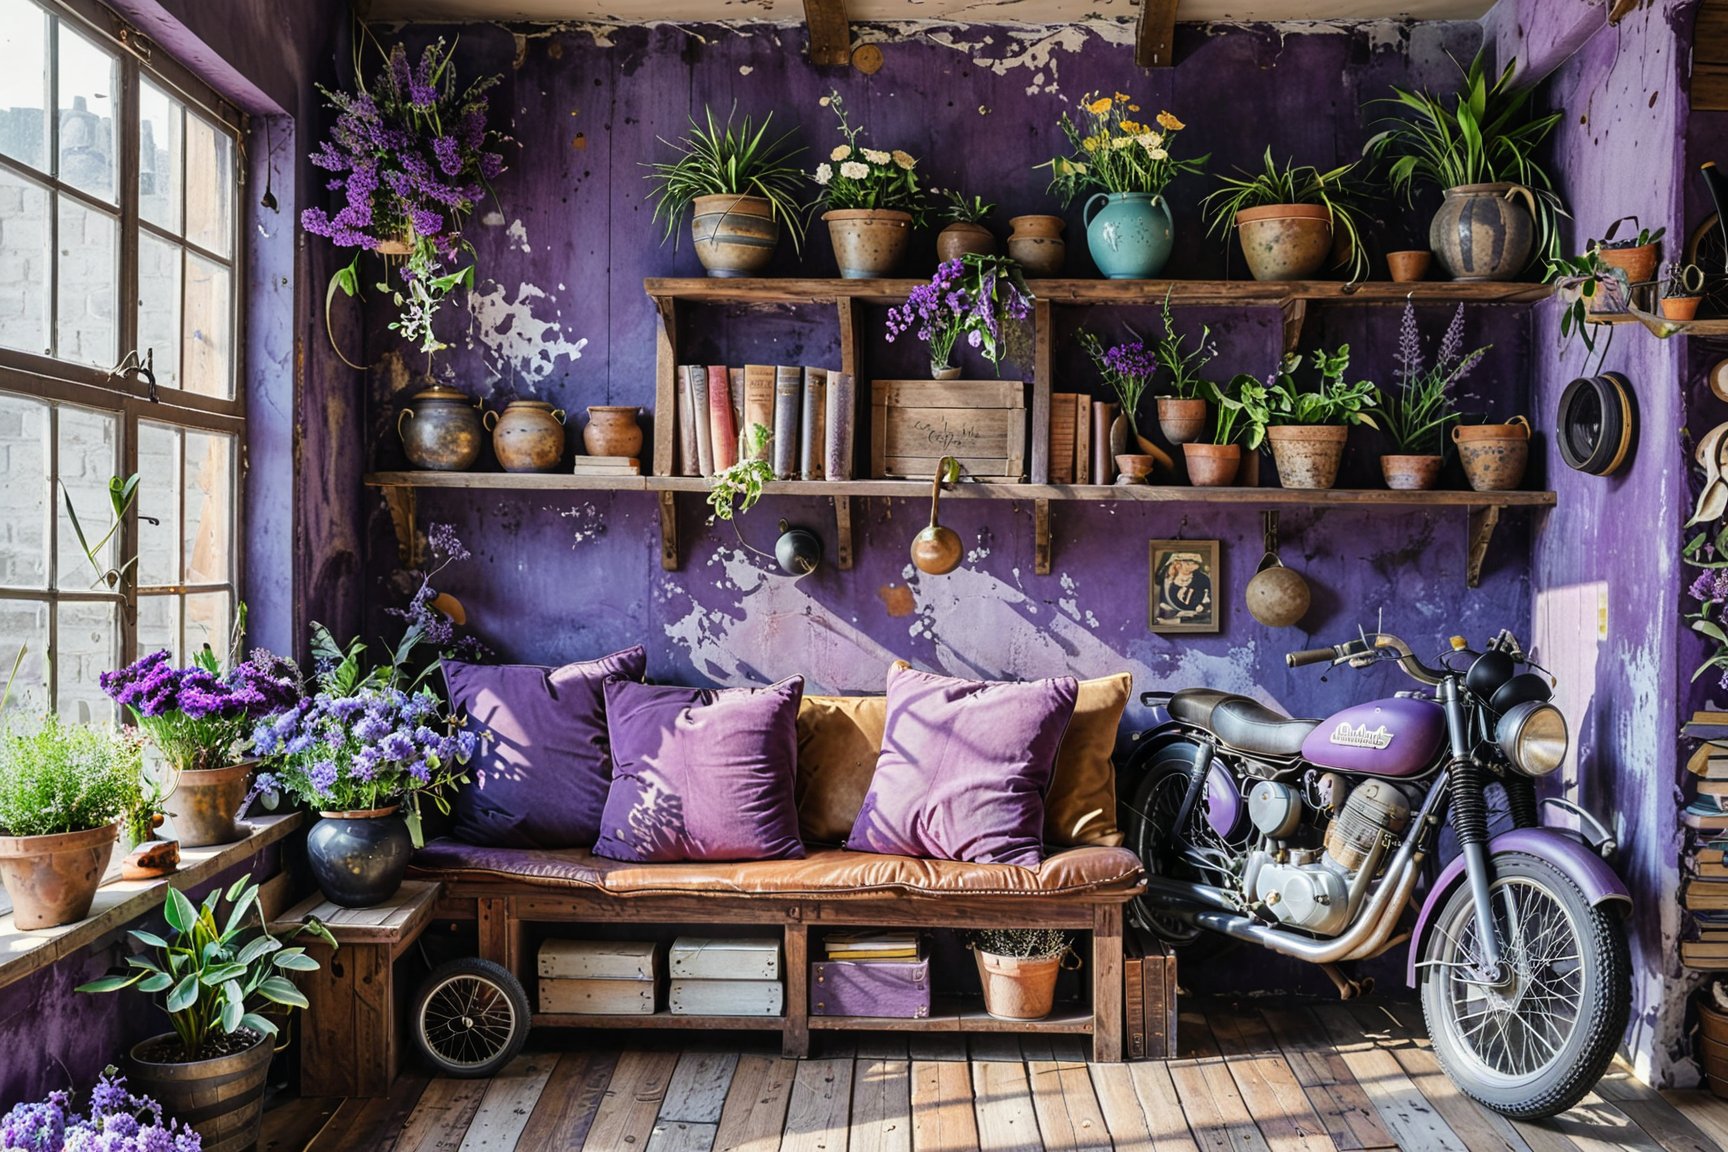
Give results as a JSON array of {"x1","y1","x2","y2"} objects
[{"x1": 0, "y1": 0, "x2": 242, "y2": 720}]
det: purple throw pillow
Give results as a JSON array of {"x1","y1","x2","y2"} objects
[
  {"x1": 594, "y1": 677, "x2": 807, "y2": 863},
  {"x1": 442, "y1": 647, "x2": 646, "y2": 849},
  {"x1": 847, "y1": 665, "x2": 1079, "y2": 868}
]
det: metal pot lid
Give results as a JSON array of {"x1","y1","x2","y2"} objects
[{"x1": 408, "y1": 385, "x2": 475, "y2": 403}]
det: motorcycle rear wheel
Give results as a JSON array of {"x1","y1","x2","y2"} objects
[
  {"x1": 1419, "y1": 852, "x2": 1629, "y2": 1119},
  {"x1": 1125, "y1": 747, "x2": 1232, "y2": 951}
]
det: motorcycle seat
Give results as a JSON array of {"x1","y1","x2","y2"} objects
[
  {"x1": 1212, "y1": 698, "x2": 1320, "y2": 758},
  {"x1": 1167, "y1": 688, "x2": 1252, "y2": 730}
]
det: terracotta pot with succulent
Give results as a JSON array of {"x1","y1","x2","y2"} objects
[
  {"x1": 1246, "y1": 347, "x2": 1380, "y2": 490},
  {"x1": 1366, "y1": 51, "x2": 1565, "y2": 282},
  {"x1": 970, "y1": 929, "x2": 1077, "y2": 1021},
  {"x1": 884, "y1": 253, "x2": 1034, "y2": 380},
  {"x1": 1188, "y1": 376, "x2": 1247, "y2": 487},
  {"x1": 645, "y1": 106, "x2": 808, "y2": 278},
  {"x1": 78, "y1": 877, "x2": 334, "y2": 1152},
  {"x1": 813, "y1": 91, "x2": 925, "y2": 279},
  {"x1": 0, "y1": 1068, "x2": 207, "y2": 1152},
  {"x1": 1662, "y1": 259, "x2": 1706, "y2": 321},
  {"x1": 934, "y1": 190, "x2": 999, "y2": 262},
  {"x1": 0, "y1": 714, "x2": 142, "y2": 930},
  {"x1": 1042, "y1": 94, "x2": 1206, "y2": 279},
  {"x1": 1374, "y1": 302, "x2": 1489, "y2": 490},
  {"x1": 1201, "y1": 147, "x2": 1369, "y2": 282}
]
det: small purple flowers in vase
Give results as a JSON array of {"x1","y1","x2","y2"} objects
[{"x1": 885, "y1": 254, "x2": 1034, "y2": 378}]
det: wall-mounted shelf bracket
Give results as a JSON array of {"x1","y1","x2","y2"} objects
[
  {"x1": 381, "y1": 485, "x2": 423, "y2": 568},
  {"x1": 659, "y1": 490, "x2": 680, "y2": 571},
  {"x1": 802, "y1": 0, "x2": 851, "y2": 66},
  {"x1": 1466, "y1": 505, "x2": 1501, "y2": 588},
  {"x1": 833, "y1": 495, "x2": 854, "y2": 570},
  {"x1": 1035, "y1": 499, "x2": 1052, "y2": 575}
]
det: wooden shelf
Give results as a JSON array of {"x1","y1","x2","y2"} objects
[
  {"x1": 533, "y1": 1011, "x2": 786, "y2": 1030},
  {"x1": 809, "y1": 1001, "x2": 1093, "y2": 1034}
]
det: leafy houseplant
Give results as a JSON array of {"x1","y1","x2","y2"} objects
[
  {"x1": 1374, "y1": 303, "x2": 1489, "y2": 490},
  {"x1": 707, "y1": 424, "x2": 777, "y2": 522},
  {"x1": 970, "y1": 929, "x2": 1074, "y2": 1021},
  {"x1": 0, "y1": 1068, "x2": 204, "y2": 1151},
  {"x1": 1187, "y1": 376, "x2": 1249, "y2": 487},
  {"x1": 644, "y1": 106, "x2": 807, "y2": 277},
  {"x1": 885, "y1": 255, "x2": 1033, "y2": 377},
  {"x1": 0, "y1": 714, "x2": 143, "y2": 929},
  {"x1": 812, "y1": 91, "x2": 924, "y2": 278},
  {"x1": 1149, "y1": 287, "x2": 1220, "y2": 446},
  {"x1": 1546, "y1": 246, "x2": 1624, "y2": 370},
  {"x1": 934, "y1": 190, "x2": 998, "y2": 262},
  {"x1": 1201, "y1": 148, "x2": 1369, "y2": 282},
  {"x1": 1254, "y1": 347, "x2": 1380, "y2": 490}
]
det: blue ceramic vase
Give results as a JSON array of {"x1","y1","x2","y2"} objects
[
  {"x1": 307, "y1": 806, "x2": 413, "y2": 907},
  {"x1": 1084, "y1": 192, "x2": 1173, "y2": 279}
]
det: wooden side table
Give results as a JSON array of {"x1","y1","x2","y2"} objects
[{"x1": 270, "y1": 880, "x2": 442, "y2": 1097}]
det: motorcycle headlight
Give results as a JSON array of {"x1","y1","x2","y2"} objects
[{"x1": 1497, "y1": 700, "x2": 1568, "y2": 777}]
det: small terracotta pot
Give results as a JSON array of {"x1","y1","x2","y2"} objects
[
  {"x1": 976, "y1": 950, "x2": 1064, "y2": 1021},
  {"x1": 1663, "y1": 296, "x2": 1703, "y2": 321},
  {"x1": 1387, "y1": 250, "x2": 1432, "y2": 283},
  {"x1": 0, "y1": 822, "x2": 119, "y2": 929},
  {"x1": 931, "y1": 365, "x2": 962, "y2": 381},
  {"x1": 167, "y1": 762, "x2": 254, "y2": 849},
  {"x1": 823, "y1": 209, "x2": 913, "y2": 279},
  {"x1": 1156, "y1": 397, "x2": 1208, "y2": 446},
  {"x1": 1454, "y1": 417, "x2": 1531, "y2": 492},
  {"x1": 128, "y1": 1030, "x2": 274, "y2": 1152},
  {"x1": 1183, "y1": 442, "x2": 1241, "y2": 487},
  {"x1": 583, "y1": 406, "x2": 644, "y2": 459},
  {"x1": 690, "y1": 193, "x2": 779, "y2": 278},
  {"x1": 1007, "y1": 215, "x2": 1066, "y2": 276},
  {"x1": 1381, "y1": 453, "x2": 1444, "y2": 491},
  {"x1": 1234, "y1": 204, "x2": 1333, "y2": 281},
  {"x1": 1114, "y1": 453, "x2": 1155, "y2": 484},
  {"x1": 397, "y1": 386, "x2": 483, "y2": 471},
  {"x1": 1267, "y1": 424, "x2": 1349, "y2": 490},
  {"x1": 936, "y1": 221, "x2": 996, "y2": 263},
  {"x1": 486, "y1": 400, "x2": 566, "y2": 473},
  {"x1": 1598, "y1": 242, "x2": 1660, "y2": 288}
]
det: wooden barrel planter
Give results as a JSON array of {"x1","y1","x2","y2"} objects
[{"x1": 127, "y1": 1031, "x2": 275, "y2": 1152}]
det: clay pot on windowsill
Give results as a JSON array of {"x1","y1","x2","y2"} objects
[
  {"x1": 1266, "y1": 425, "x2": 1349, "y2": 490},
  {"x1": 936, "y1": 221, "x2": 996, "y2": 263},
  {"x1": 1234, "y1": 204, "x2": 1334, "y2": 281},
  {"x1": 1381, "y1": 453, "x2": 1444, "y2": 491},
  {"x1": 1183, "y1": 443, "x2": 1242, "y2": 488},
  {"x1": 0, "y1": 822, "x2": 119, "y2": 929},
  {"x1": 167, "y1": 761, "x2": 254, "y2": 848},
  {"x1": 1663, "y1": 295, "x2": 1703, "y2": 321}
]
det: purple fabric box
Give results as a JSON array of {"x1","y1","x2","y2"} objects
[{"x1": 810, "y1": 958, "x2": 931, "y2": 1018}]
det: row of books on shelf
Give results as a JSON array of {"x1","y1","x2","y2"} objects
[
  {"x1": 1681, "y1": 715, "x2": 1728, "y2": 968},
  {"x1": 674, "y1": 364, "x2": 856, "y2": 481}
]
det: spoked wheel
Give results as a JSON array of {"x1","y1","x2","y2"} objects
[
  {"x1": 411, "y1": 957, "x2": 532, "y2": 1078},
  {"x1": 1686, "y1": 213, "x2": 1728, "y2": 317},
  {"x1": 1419, "y1": 853, "x2": 1630, "y2": 1119},
  {"x1": 1125, "y1": 745, "x2": 1238, "y2": 951}
]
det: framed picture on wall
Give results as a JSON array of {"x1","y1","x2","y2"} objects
[{"x1": 1149, "y1": 540, "x2": 1220, "y2": 634}]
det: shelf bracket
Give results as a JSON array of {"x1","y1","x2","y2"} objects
[
  {"x1": 802, "y1": 0, "x2": 851, "y2": 66},
  {"x1": 381, "y1": 486, "x2": 423, "y2": 568},
  {"x1": 1035, "y1": 498, "x2": 1052, "y2": 576},
  {"x1": 832, "y1": 495, "x2": 854, "y2": 570},
  {"x1": 1466, "y1": 505, "x2": 1501, "y2": 588},
  {"x1": 659, "y1": 490, "x2": 680, "y2": 571},
  {"x1": 1280, "y1": 298, "x2": 1308, "y2": 355}
]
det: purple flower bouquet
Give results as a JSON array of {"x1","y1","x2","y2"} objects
[
  {"x1": 0, "y1": 1069, "x2": 201, "y2": 1152},
  {"x1": 885, "y1": 254, "x2": 1033, "y2": 376},
  {"x1": 100, "y1": 651, "x2": 300, "y2": 774}
]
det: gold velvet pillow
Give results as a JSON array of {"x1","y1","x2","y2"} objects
[
  {"x1": 1044, "y1": 672, "x2": 1131, "y2": 847},
  {"x1": 794, "y1": 694, "x2": 888, "y2": 846}
]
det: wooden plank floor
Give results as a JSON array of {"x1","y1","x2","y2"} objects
[{"x1": 261, "y1": 997, "x2": 1728, "y2": 1152}]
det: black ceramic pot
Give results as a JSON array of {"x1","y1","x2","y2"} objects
[{"x1": 306, "y1": 806, "x2": 413, "y2": 907}]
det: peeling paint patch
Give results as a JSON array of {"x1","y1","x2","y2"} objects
[
  {"x1": 465, "y1": 281, "x2": 591, "y2": 387},
  {"x1": 506, "y1": 219, "x2": 532, "y2": 254},
  {"x1": 554, "y1": 502, "x2": 606, "y2": 544},
  {"x1": 879, "y1": 584, "x2": 915, "y2": 617}
]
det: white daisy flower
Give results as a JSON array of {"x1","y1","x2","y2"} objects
[
  {"x1": 814, "y1": 163, "x2": 833, "y2": 185},
  {"x1": 863, "y1": 148, "x2": 891, "y2": 165},
  {"x1": 831, "y1": 145, "x2": 851, "y2": 161},
  {"x1": 1146, "y1": 146, "x2": 1168, "y2": 160},
  {"x1": 840, "y1": 161, "x2": 869, "y2": 180}
]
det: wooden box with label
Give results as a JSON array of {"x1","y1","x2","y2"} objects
[{"x1": 870, "y1": 379, "x2": 1026, "y2": 482}]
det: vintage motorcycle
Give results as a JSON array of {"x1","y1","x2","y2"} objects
[{"x1": 1121, "y1": 629, "x2": 1630, "y2": 1119}]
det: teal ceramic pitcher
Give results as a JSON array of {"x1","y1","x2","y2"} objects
[{"x1": 1084, "y1": 192, "x2": 1173, "y2": 279}]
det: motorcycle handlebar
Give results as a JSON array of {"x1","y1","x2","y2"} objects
[
  {"x1": 1285, "y1": 646, "x2": 1340, "y2": 668},
  {"x1": 1286, "y1": 633, "x2": 1447, "y2": 686}
]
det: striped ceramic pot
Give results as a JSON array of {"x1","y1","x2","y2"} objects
[
  {"x1": 691, "y1": 194, "x2": 780, "y2": 277},
  {"x1": 1429, "y1": 182, "x2": 1535, "y2": 282}
]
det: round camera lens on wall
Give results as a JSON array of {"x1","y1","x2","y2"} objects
[{"x1": 1556, "y1": 372, "x2": 1635, "y2": 476}]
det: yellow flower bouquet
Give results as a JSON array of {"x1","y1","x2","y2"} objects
[{"x1": 1041, "y1": 92, "x2": 1206, "y2": 204}]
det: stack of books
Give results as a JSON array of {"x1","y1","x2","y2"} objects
[
  {"x1": 571, "y1": 455, "x2": 642, "y2": 478},
  {"x1": 675, "y1": 364, "x2": 855, "y2": 482},
  {"x1": 1683, "y1": 710, "x2": 1728, "y2": 969},
  {"x1": 822, "y1": 931, "x2": 919, "y2": 961}
]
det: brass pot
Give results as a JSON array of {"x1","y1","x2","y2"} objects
[
  {"x1": 486, "y1": 400, "x2": 566, "y2": 473},
  {"x1": 583, "y1": 406, "x2": 644, "y2": 459},
  {"x1": 397, "y1": 386, "x2": 482, "y2": 471},
  {"x1": 910, "y1": 458, "x2": 964, "y2": 575},
  {"x1": 166, "y1": 761, "x2": 254, "y2": 848},
  {"x1": 0, "y1": 822, "x2": 118, "y2": 929},
  {"x1": 1007, "y1": 215, "x2": 1066, "y2": 276}
]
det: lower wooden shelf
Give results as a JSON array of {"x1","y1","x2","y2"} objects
[
  {"x1": 532, "y1": 1011, "x2": 786, "y2": 1030},
  {"x1": 809, "y1": 1001, "x2": 1093, "y2": 1034}
]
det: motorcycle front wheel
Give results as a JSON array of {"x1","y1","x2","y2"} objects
[
  {"x1": 1419, "y1": 852, "x2": 1630, "y2": 1119},
  {"x1": 1125, "y1": 746, "x2": 1231, "y2": 951}
]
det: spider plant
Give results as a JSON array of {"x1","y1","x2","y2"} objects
[
  {"x1": 937, "y1": 190, "x2": 995, "y2": 225},
  {"x1": 644, "y1": 106, "x2": 809, "y2": 252},
  {"x1": 1200, "y1": 148, "x2": 1370, "y2": 282}
]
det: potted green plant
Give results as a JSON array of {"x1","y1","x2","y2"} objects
[
  {"x1": 1366, "y1": 51, "x2": 1565, "y2": 281},
  {"x1": 1148, "y1": 287, "x2": 1220, "y2": 445},
  {"x1": 0, "y1": 714, "x2": 142, "y2": 929},
  {"x1": 1256, "y1": 347, "x2": 1380, "y2": 490},
  {"x1": 934, "y1": 190, "x2": 998, "y2": 262},
  {"x1": 1662, "y1": 259, "x2": 1706, "y2": 321},
  {"x1": 1200, "y1": 147, "x2": 1369, "y2": 282},
  {"x1": 645, "y1": 106, "x2": 808, "y2": 278},
  {"x1": 812, "y1": 90, "x2": 925, "y2": 279},
  {"x1": 1374, "y1": 303, "x2": 1488, "y2": 490},
  {"x1": 78, "y1": 877, "x2": 334, "y2": 1152},
  {"x1": 1189, "y1": 376, "x2": 1248, "y2": 487},
  {"x1": 707, "y1": 424, "x2": 777, "y2": 521},
  {"x1": 1547, "y1": 246, "x2": 1626, "y2": 369},
  {"x1": 970, "y1": 929, "x2": 1075, "y2": 1021}
]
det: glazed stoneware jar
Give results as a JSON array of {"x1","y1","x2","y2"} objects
[
  {"x1": 397, "y1": 386, "x2": 483, "y2": 471},
  {"x1": 487, "y1": 400, "x2": 566, "y2": 473}
]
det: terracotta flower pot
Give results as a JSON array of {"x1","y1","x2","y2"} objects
[
  {"x1": 975, "y1": 949, "x2": 1063, "y2": 1021},
  {"x1": 823, "y1": 209, "x2": 913, "y2": 279},
  {"x1": 0, "y1": 822, "x2": 118, "y2": 929},
  {"x1": 1114, "y1": 453, "x2": 1155, "y2": 485},
  {"x1": 486, "y1": 400, "x2": 566, "y2": 473},
  {"x1": 1266, "y1": 424, "x2": 1349, "y2": 490},
  {"x1": 397, "y1": 386, "x2": 483, "y2": 472},
  {"x1": 1663, "y1": 296, "x2": 1703, "y2": 321},
  {"x1": 1156, "y1": 397, "x2": 1208, "y2": 446},
  {"x1": 1454, "y1": 417, "x2": 1531, "y2": 492},
  {"x1": 1006, "y1": 215, "x2": 1065, "y2": 276},
  {"x1": 1430, "y1": 183, "x2": 1534, "y2": 282},
  {"x1": 1234, "y1": 204, "x2": 1333, "y2": 281},
  {"x1": 1183, "y1": 442, "x2": 1241, "y2": 487},
  {"x1": 936, "y1": 221, "x2": 996, "y2": 263},
  {"x1": 1381, "y1": 453, "x2": 1443, "y2": 491},
  {"x1": 167, "y1": 762, "x2": 254, "y2": 849},
  {"x1": 128, "y1": 1029, "x2": 274, "y2": 1152},
  {"x1": 1387, "y1": 250, "x2": 1432, "y2": 283},
  {"x1": 690, "y1": 193, "x2": 780, "y2": 278},
  {"x1": 1598, "y1": 242, "x2": 1659, "y2": 289},
  {"x1": 583, "y1": 406, "x2": 644, "y2": 459}
]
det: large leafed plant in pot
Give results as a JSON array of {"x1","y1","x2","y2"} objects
[
  {"x1": 645, "y1": 106, "x2": 807, "y2": 278},
  {"x1": 1244, "y1": 347, "x2": 1380, "y2": 490},
  {"x1": 811, "y1": 90, "x2": 924, "y2": 279},
  {"x1": 1373, "y1": 302, "x2": 1488, "y2": 490},
  {"x1": 1201, "y1": 147, "x2": 1368, "y2": 282}
]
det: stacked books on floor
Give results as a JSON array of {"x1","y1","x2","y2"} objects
[
  {"x1": 810, "y1": 931, "x2": 931, "y2": 1019},
  {"x1": 674, "y1": 364, "x2": 855, "y2": 481},
  {"x1": 536, "y1": 939, "x2": 659, "y2": 1014},
  {"x1": 1683, "y1": 709, "x2": 1728, "y2": 969},
  {"x1": 668, "y1": 936, "x2": 785, "y2": 1016}
]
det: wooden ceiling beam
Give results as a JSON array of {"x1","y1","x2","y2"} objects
[
  {"x1": 803, "y1": 0, "x2": 851, "y2": 67},
  {"x1": 1136, "y1": 0, "x2": 1179, "y2": 68}
]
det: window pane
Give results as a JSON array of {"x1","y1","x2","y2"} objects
[
  {"x1": 0, "y1": 0, "x2": 49, "y2": 172},
  {"x1": 137, "y1": 233, "x2": 182, "y2": 389},
  {"x1": 0, "y1": 168, "x2": 51, "y2": 356},
  {"x1": 55, "y1": 404, "x2": 117, "y2": 589},
  {"x1": 0, "y1": 393, "x2": 48, "y2": 589},
  {"x1": 138, "y1": 80, "x2": 182, "y2": 235},
  {"x1": 136, "y1": 592, "x2": 177, "y2": 661},
  {"x1": 136, "y1": 422, "x2": 180, "y2": 587},
  {"x1": 55, "y1": 23, "x2": 116, "y2": 202},
  {"x1": 183, "y1": 429, "x2": 231, "y2": 585},
  {"x1": 56, "y1": 195, "x2": 117, "y2": 366},
  {"x1": 55, "y1": 598, "x2": 117, "y2": 723},
  {"x1": 183, "y1": 252, "x2": 230, "y2": 397},
  {"x1": 183, "y1": 589, "x2": 229, "y2": 663},
  {"x1": 184, "y1": 112, "x2": 230, "y2": 257},
  {"x1": 0, "y1": 599, "x2": 48, "y2": 715}
]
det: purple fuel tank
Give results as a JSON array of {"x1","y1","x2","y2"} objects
[{"x1": 1300, "y1": 697, "x2": 1446, "y2": 777}]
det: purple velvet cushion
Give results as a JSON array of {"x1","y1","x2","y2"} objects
[
  {"x1": 442, "y1": 647, "x2": 646, "y2": 849},
  {"x1": 594, "y1": 677, "x2": 807, "y2": 863},
  {"x1": 847, "y1": 665, "x2": 1079, "y2": 868}
]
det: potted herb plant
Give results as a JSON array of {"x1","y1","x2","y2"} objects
[
  {"x1": 0, "y1": 1068, "x2": 203, "y2": 1151},
  {"x1": 0, "y1": 714, "x2": 142, "y2": 929},
  {"x1": 1042, "y1": 94, "x2": 1205, "y2": 279},
  {"x1": 1201, "y1": 148, "x2": 1368, "y2": 282},
  {"x1": 78, "y1": 877, "x2": 333, "y2": 1152},
  {"x1": 645, "y1": 106, "x2": 807, "y2": 278},
  {"x1": 1255, "y1": 347, "x2": 1380, "y2": 490},
  {"x1": 1189, "y1": 376, "x2": 1249, "y2": 487},
  {"x1": 885, "y1": 254, "x2": 1033, "y2": 379},
  {"x1": 1374, "y1": 303, "x2": 1488, "y2": 490},
  {"x1": 934, "y1": 190, "x2": 998, "y2": 262},
  {"x1": 707, "y1": 424, "x2": 777, "y2": 522},
  {"x1": 1662, "y1": 260, "x2": 1706, "y2": 321},
  {"x1": 1149, "y1": 287, "x2": 1220, "y2": 445},
  {"x1": 970, "y1": 929, "x2": 1075, "y2": 1021},
  {"x1": 1366, "y1": 51, "x2": 1565, "y2": 282},
  {"x1": 812, "y1": 90, "x2": 924, "y2": 278}
]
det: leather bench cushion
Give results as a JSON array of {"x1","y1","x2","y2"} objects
[{"x1": 410, "y1": 839, "x2": 1145, "y2": 899}]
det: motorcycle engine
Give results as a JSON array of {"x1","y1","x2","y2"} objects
[{"x1": 1249, "y1": 779, "x2": 1412, "y2": 937}]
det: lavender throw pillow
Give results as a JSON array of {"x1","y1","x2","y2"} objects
[
  {"x1": 594, "y1": 677, "x2": 806, "y2": 863},
  {"x1": 442, "y1": 647, "x2": 646, "y2": 849},
  {"x1": 847, "y1": 665, "x2": 1079, "y2": 868}
]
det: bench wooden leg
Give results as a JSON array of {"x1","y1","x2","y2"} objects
[
  {"x1": 1091, "y1": 903, "x2": 1124, "y2": 1063},
  {"x1": 783, "y1": 920, "x2": 810, "y2": 1058}
]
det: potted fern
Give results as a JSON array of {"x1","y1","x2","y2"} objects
[
  {"x1": 1374, "y1": 303, "x2": 1488, "y2": 490},
  {"x1": 645, "y1": 105, "x2": 807, "y2": 278},
  {"x1": 1256, "y1": 347, "x2": 1380, "y2": 490},
  {"x1": 1201, "y1": 148, "x2": 1368, "y2": 282}
]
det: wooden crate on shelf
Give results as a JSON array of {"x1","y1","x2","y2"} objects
[{"x1": 870, "y1": 379, "x2": 1026, "y2": 482}]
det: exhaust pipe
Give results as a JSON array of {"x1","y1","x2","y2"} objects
[{"x1": 1137, "y1": 874, "x2": 1242, "y2": 912}]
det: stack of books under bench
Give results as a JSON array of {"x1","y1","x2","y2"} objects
[{"x1": 1683, "y1": 709, "x2": 1728, "y2": 969}]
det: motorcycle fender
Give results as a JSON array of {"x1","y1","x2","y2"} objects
[{"x1": 1405, "y1": 827, "x2": 1631, "y2": 986}]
